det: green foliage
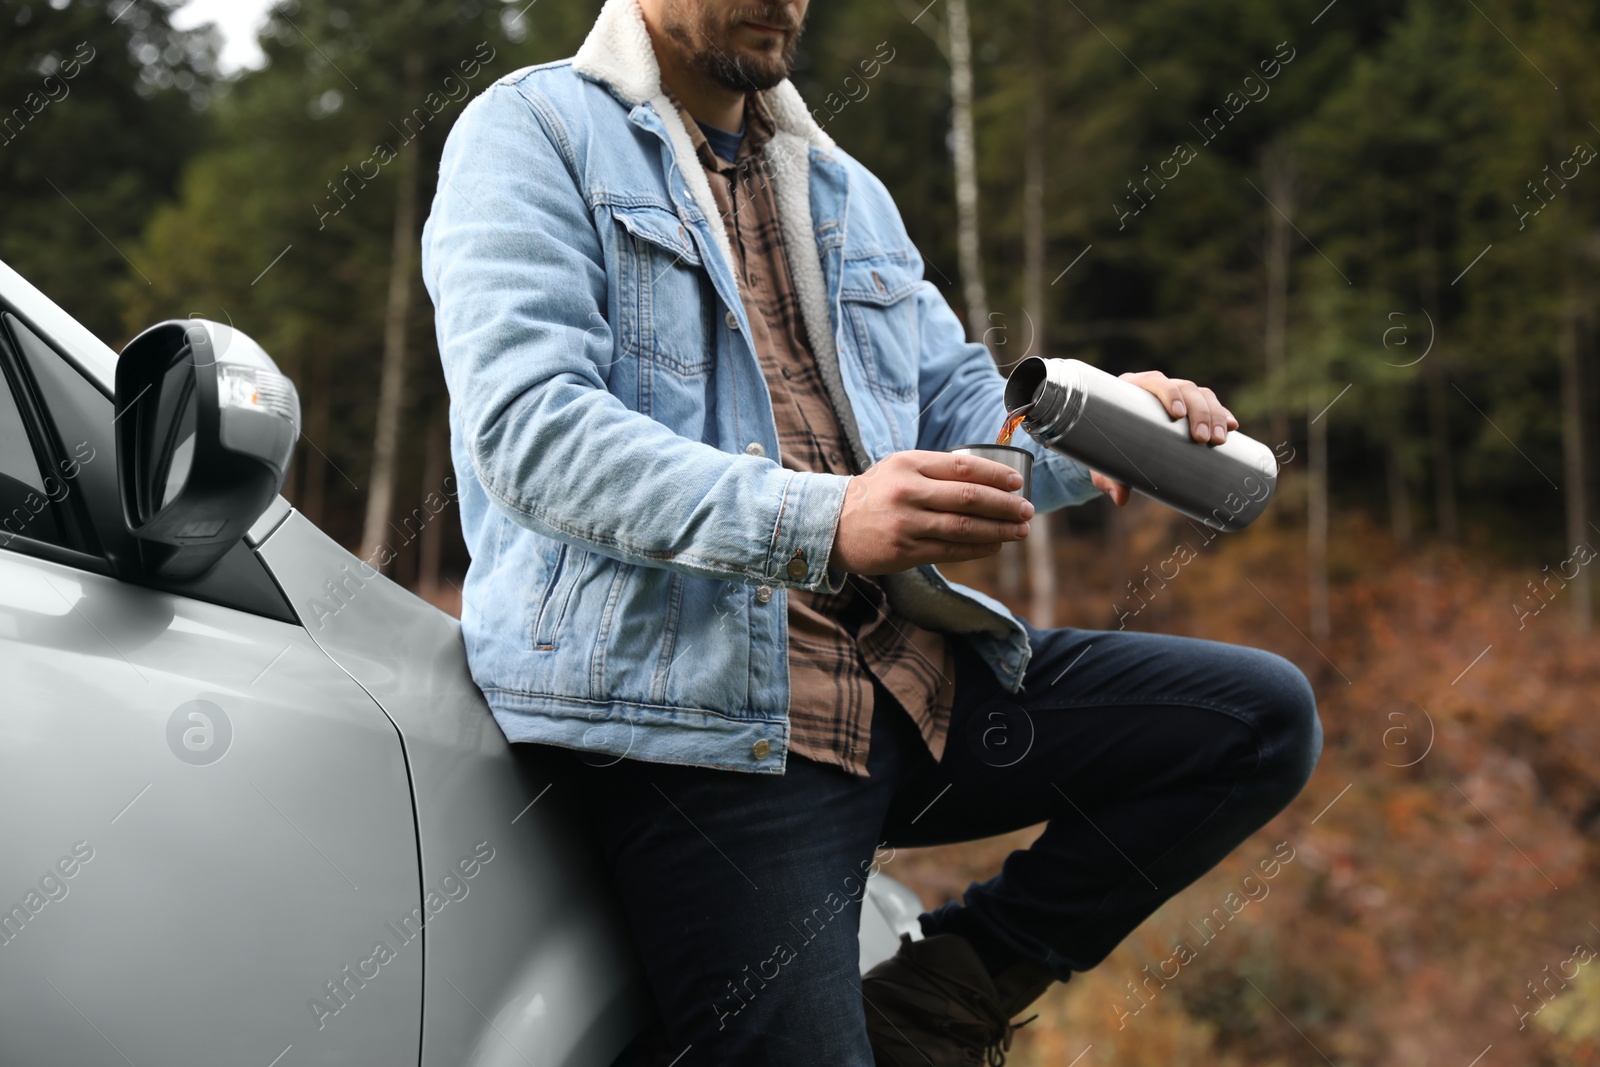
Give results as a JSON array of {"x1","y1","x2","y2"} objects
[
  {"x1": 0, "y1": 0, "x2": 218, "y2": 339},
  {"x1": 115, "y1": 0, "x2": 598, "y2": 536}
]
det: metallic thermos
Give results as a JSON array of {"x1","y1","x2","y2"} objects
[{"x1": 1004, "y1": 357, "x2": 1280, "y2": 532}]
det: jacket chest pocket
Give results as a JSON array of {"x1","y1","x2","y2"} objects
[
  {"x1": 612, "y1": 204, "x2": 715, "y2": 376},
  {"x1": 840, "y1": 258, "x2": 922, "y2": 404}
]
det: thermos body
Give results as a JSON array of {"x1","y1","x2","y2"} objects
[{"x1": 1003, "y1": 357, "x2": 1280, "y2": 532}]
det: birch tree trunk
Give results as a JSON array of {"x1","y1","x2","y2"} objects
[
  {"x1": 359, "y1": 64, "x2": 422, "y2": 566},
  {"x1": 944, "y1": 0, "x2": 1021, "y2": 599},
  {"x1": 1262, "y1": 147, "x2": 1294, "y2": 450},
  {"x1": 1021, "y1": 0, "x2": 1054, "y2": 627},
  {"x1": 948, "y1": 0, "x2": 988, "y2": 349}
]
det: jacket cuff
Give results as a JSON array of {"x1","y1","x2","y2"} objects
[{"x1": 771, "y1": 470, "x2": 853, "y2": 593}]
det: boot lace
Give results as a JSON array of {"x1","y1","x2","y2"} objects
[{"x1": 982, "y1": 1011, "x2": 1039, "y2": 1066}]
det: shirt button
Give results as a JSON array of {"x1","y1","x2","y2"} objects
[
  {"x1": 745, "y1": 441, "x2": 765, "y2": 457},
  {"x1": 755, "y1": 585, "x2": 773, "y2": 603},
  {"x1": 780, "y1": 366, "x2": 793, "y2": 379},
  {"x1": 725, "y1": 309, "x2": 740, "y2": 331},
  {"x1": 786, "y1": 549, "x2": 809, "y2": 581},
  {"x1": 753, "y1": 739, "x2": 771, "y2": 760}
]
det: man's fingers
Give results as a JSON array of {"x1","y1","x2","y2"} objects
[
  {"x1": 1125, "y1": 371, "x2": 1188, "y2": 421},
  {"x1": 1196, "y1": 386, "x2": 1230, "y2": 442},
  {"x1": 1122, "y1": 372, "x2": 1238, "y2": 443},
  {"x1": 1170, "y1": 381, "x2": 1212, "y2": 443},
  {"x1": 911, "y1": 478, "x2": 1033, "y2": 522},
  {"x1": 913, "y1": 450, "x2": 1025, "y2": 492},
  {"x1": 1090, "y1": 468, "x2": 1130, "y2": 506},
  {"x1": 916, "y1": 511, "x2": 1031, "y2": 544}
]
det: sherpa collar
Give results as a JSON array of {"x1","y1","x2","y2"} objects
[
  {"x1": 571, "y1": 0, "x2": 836, "y2": 285},
  {"x1": 571, "y1": 0, "x2": 834, "y2": 150}
]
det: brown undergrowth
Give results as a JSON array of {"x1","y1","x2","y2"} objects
[{"x1": 929, "y1": 488, "x2": 1600, "y2": 1066}]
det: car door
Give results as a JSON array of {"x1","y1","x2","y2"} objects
[{"x1": 0, "y1": 304, "x2": 422, "y2": 1066}]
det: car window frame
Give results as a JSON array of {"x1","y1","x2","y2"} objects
[{"x1": 0, "y1": 316, "x2": 108, "y2": 573}]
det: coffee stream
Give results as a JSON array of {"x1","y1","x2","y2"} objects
[{"x1": 995, "y1": 401, "x2": 1035, "y2": 447}]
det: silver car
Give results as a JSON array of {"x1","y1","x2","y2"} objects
[{"x1": 0, "y1": 257, "x2": 924, "y2": 1066}]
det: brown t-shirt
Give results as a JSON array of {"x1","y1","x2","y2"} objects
[{"x1": 673, "y1": 92, "x2": 956, "y2": 778}]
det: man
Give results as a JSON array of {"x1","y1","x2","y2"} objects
[{"x1": 421, "y1": 0, "x2": 1322, "y2": 1063}]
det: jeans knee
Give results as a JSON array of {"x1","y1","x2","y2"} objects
[{"x1": 1250, "y1": 652, "x2": 1323, "y2": 798}]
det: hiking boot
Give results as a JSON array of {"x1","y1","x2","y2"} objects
[{"x1": 861, "y1": 933, "x2": 1054, "y2": 1066}]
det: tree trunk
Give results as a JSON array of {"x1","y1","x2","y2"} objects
[
  {"x1": 1262, "y1": 147, "x2": 1294, "y2": 450},
  {"x1": 417, "y1": 397, "x2": 448, "y2": 599},
  {"x1": 300, "y1": 352, "x2": 330, "y2": 527},
  {"x1": 359, "y1": 71, "x2": 422, "y2": 566},
  {"x1": 1384, "y1": 414, "x2": 1413, "y2": 548},
  {"x1": 1105, "y1": 495, "x2": 1127, "y2": 628},
  {"x1": 1021, "y1": 3, "x2": 1054, "y2": 627},
  {"x1": 946, "y1": 0, "x2": 1019, "y2": 599},
  {"x1": 1560, "y1": 296, "x2": 1591, "y2": 633},
  {"x1": 1420, "y1": 206, "x2": 1457, "y2": 543},
  {"x1": 1308, "y1": 376, "x2": 1331, "y2": 645},
  {"x1": 947, "y1": 0, "x2": 988, "y2": 348}
]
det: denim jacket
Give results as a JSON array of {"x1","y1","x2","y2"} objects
[{"x1": 420, "y1": 0, "x2": 1103, "y2": 775}]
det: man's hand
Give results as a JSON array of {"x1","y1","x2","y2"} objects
[
  {"x1": 830, "y1": 451, "x2": 1034, "y2": 576},
  {"x1": 1089, "y1": 371, "x2": 1240, "y2": 507}
]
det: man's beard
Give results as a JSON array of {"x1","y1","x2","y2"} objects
[{"x1": 662, "y1": 3, "x2": 805, "y2": 92}]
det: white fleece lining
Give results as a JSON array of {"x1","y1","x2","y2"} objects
[{"x1": 649, "y1": 90, "x2": 738, "y2": 280}]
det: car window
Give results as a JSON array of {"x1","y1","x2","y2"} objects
[{"x1": 0, "y1": 353, "x2": 64, "y2": 547}]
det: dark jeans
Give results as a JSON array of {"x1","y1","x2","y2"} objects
[{"x1": 557, "y1": 618, "x2": 1322, "y2": 1066}]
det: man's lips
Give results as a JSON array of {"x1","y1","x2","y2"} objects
[{"x1": 741, "y1": 19, "x2": 789, "y2": 35}]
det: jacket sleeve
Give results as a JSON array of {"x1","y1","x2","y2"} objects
[{"x1": 422, "y1": 82, "x2": 850, "y2": 591}]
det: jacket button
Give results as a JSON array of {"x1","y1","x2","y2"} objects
[
  {"x1": 725, "y1": 309, "x2": 740, "y2": 331},
  {"x1": 745, "y1": 441, "x2": 765, "y2": 457},
  {"x1": 786, "y1": 549, "x2": 808, "y2": 581},
  {"x1": 755, "y1": 585, "x2": 772, "y2": 603},
  {"x1": 753, "y1": 739, "x2": 771, "y2": 760}
]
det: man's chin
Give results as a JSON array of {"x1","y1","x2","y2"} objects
[{"x1": 705, "y1": 52, "x2": 792, "y2": 92}]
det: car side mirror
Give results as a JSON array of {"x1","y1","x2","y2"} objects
[{"x1": 115, "y1": 319, "x2": 300, "y2": 579}]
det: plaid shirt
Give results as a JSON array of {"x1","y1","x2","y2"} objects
[{"x1": 674, "y1": 92, "x2": 956, "y2": 778}]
